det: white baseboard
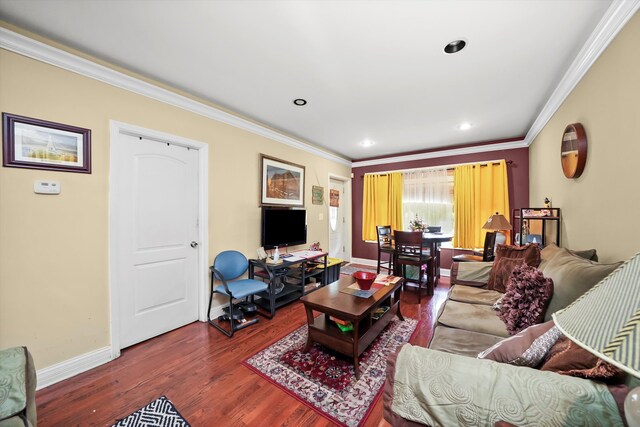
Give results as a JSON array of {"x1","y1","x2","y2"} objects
[
  {"x1": 209, "y1": 304, "x2": 225, "y2": 320},
  {"x1": 37, "y1": 308, "x2": 228, "y2": 390},
  {"x1": 36, "y1": 346, "x2": 113, "y2": 390}
]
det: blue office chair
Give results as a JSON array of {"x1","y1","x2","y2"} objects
[{"x1": 207, "y1": 250, "x2": 273, "y2": 337}]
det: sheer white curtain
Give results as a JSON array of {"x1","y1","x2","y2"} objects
[{"x1": 402, "y1": 168, "x2": 454, "y2": 233}]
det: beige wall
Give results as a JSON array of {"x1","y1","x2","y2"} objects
[
  {"x1": 529, "y1": 12, "x2": 640, "y2": 263},
  {"x1": 0, "y1": 47, "x2": 350, "y2": 369}
]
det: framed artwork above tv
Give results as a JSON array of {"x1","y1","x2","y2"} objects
[{"x1": 260, "y1": 154, "x2": 305, "y2": 207}]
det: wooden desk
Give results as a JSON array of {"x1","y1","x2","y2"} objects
[{"x1": 300, "y1": 275, "x2": 404, "y2": 378}]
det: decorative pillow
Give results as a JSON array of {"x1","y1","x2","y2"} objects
[
  {"x1": 450, "y1": 261, "x2": 494, "y2": 287},
  {"x1": 478, "y1": 320, "x2": 561, "y2": 367},
  {"x1": 542, "y1": 248, "x2": 622, "y2": 321},
  {"x1": 540, "y1": 336, "x2": 625, "y2": 381},
  {"x1": 498, "y1": 264, "x2": 554, "y2": 335},
  {"x1": 488, "y1": 244, "x2": 541, "y2": 292},
  {"x1": 539, "y1": 243, "x2": 598, "y2": 270}
]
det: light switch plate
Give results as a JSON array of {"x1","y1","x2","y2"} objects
[{"x1": 34, "y1": 180, "x2": 61, "y2": 194}]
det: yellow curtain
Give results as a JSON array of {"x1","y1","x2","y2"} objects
[
  {"x1": 453, "y1": 160, "x2": 510, "y2": 249},
  {"x1": 362, "y1": 172, "x2": 403, "y2": 241}
]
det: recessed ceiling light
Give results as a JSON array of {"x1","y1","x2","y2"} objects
[
  {"x1": 293, "y1": 98, "x2": 307, "y2": 106},
  {"x1": 444, "y1": 39, "x2": 466, "y2": 54},
  {"x1": 458, "y1": 122, "x2": 472, "y2": 131},
  {"x1": 360, "y1": 139, "x2": 375, "y2": 147}
]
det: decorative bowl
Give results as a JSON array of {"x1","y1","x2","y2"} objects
[{"x1": 353, "y1": 271, "x2": 377, "y2": 290}]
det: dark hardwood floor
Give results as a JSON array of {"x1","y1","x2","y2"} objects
[{"x1": 36, "y1": 276, "x2": 450, "y2": 426}]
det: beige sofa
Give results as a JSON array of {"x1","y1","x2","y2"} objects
[{"x1": 383, "y1": 244, "x2": 627, "y2": 426}]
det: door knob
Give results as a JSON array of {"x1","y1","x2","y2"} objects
[{"x1": 190, "y1": 241, "x2": 199, "y2": 248}]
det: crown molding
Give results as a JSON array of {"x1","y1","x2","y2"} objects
[
  {"x1": 524, "y1": 0, "x2": 640, "y2": 146},
  {"x1": 0, "y1": 27, "x2": 352, "y2": 166},
  {"x1": 352, "y1": 139, "x2": 527, "y2": 168}
]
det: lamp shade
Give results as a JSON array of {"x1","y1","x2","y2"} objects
[
  {"x1": 553, "y1": 252, "x2": 640, "y2": 378},
  {"x1": 482, "y1": 212, "x2": 511, "y2": 231}
]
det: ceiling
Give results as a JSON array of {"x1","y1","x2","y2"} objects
[{"x1": 0, "y1": 0, "x2": 617, "y2": 160}]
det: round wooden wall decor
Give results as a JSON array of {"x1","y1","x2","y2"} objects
[{"x1": 561, "y1": 123, "x2": 587, "y2": 178}]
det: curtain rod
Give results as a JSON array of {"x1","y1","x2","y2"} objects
[{"x1": 362, "y1": 160, "x2": 513, "y2": 177}]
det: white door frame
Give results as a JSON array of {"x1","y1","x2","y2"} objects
[
  {"x1": 108, "y1": 120, "x2": 209, "y2": 359},
  {"x1": 327, "y1": 173, "x2": 352, "y2": 262}
]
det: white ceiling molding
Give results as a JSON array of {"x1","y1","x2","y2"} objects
[
  {"x1": 0, "y1": 27, "x2": 352, "y2": 167},
  {"x1": 352, "y1": 139, "x2": 527, "y2": 168},
  {"x1": 524, "y1": 0, "x2": 640, "y2": 146}
]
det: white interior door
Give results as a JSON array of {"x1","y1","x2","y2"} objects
[
  {"x1": 114, "y1": 133, "x2": 199, "y2": 348},
  {"x1": 329, "y1": 178, "x2": 347, "y2": 260}
]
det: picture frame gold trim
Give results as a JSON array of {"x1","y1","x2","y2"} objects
[{"x1": 260, "y1": 154, "x2": 305, "y2": 207}]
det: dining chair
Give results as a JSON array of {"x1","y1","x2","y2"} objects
[
  {"x1": 425, "y1": 225, "x2": 442, "y2": 281},
  {"x1": 376, "y1": 225, "x2": 395, "y2": 274},
  {"x1": 452, "y1": 231, "x2": 497, "y2": 262},
  {"x1": 207, "y1": 250, "x2": 274, "y2": 337},
  {"x1": 393, "y1": 230, "x2": 433, "y2": 302}
]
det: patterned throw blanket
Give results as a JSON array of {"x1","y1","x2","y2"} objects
[{"x1": 391, "y1": 345, "x2": 623, "y2": 427}]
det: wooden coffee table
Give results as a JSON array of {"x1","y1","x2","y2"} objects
[{"x1": 299, "y1": 275, "x2": 404, "y2": 378}]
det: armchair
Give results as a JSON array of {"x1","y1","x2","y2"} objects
[{"x1": 207, "y1": 250, "x2": 274, "y2": 337}]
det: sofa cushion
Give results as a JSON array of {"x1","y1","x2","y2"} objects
[
  {"x1": 540, "y1": 336, "x2": 625, "y2": 381},
  {"x1": 539, "y1": 243, "x2": 598, "y2": 270},
  {"x1": 450, "y1": 261, "x2": 493, "y2": 287},
  {"x1": 438, "y1": 300, "x2": 509, "y2": 337},
  {"x1": 542, "y1": 248, "x2": 622, "y2": 321},
  {"x1": 477, "y1": 320, "x2": 561, "y2": 366},
  {"x1": 498, "y1": 264, "x2": 554, "y2": 334},
  {"x1": 430, "y1": 325, "x2": 504, "y2": 357},
  {"x1": 448, "y1": 285, "x2": 503, "y2": 306},
  {"x1": 488, "y1": 244, "x2": 541, "y2": 292}
]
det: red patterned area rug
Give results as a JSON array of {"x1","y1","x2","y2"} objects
[{"x1": 243, "y1": 318, "x2": 418, "y2": 427}]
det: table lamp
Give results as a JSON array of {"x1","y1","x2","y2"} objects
[
  {"x1": 482, "y1": 212, "x2": 511, "y2": 246},
  {"x1": 553, "y1": 252, "x2": 640, "y2": 427}
]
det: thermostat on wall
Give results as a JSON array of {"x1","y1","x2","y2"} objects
[{"x1": 34, "y1": 180, "x2": 61, "y2": 194}]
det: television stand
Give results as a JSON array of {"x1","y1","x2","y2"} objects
[{"x1": 249, "y1": 251, "x2": 328, "y2": 316}]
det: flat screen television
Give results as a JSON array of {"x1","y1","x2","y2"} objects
[{"x1": 261, "y1": 208, "x2": 307, "y2": 249}]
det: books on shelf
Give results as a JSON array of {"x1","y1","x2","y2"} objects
[
  {"x1": 329, "y1": 316, "x2": 353, "y2": 332},
  {"x1": 329, "y1": 316, "x2": 349, "y2": 326},
  {"x1": 372, "y1": 306, "x2": 390, "y2": 320}
]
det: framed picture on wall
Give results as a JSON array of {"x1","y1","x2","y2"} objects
[
  {"x1": 260, "y1": 154, "x2": 305, "y2": 207},
  {"x1": 2, "y1": 113, "x2": 92, "y2": 173}
]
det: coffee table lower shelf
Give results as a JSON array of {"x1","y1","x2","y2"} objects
[{"x1": 307, "y1": 304, "x2": 400, "y2": 358}]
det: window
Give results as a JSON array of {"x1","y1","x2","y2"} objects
[{"x1": 402, "y1": 168, "x2": 454, "y2": 234}]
